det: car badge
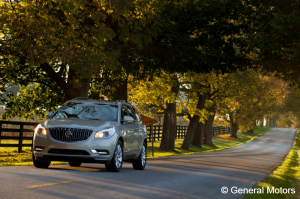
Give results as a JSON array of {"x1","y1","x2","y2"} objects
[{"x1": 65, "y1": 131, "x2": 73, "y2": 138}]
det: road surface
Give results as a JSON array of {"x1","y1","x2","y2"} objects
[{"x1": 0, "y1": 128, "x2": 296, "y2": 199}]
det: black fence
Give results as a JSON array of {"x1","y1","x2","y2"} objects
[
  {"x1": 212, "y1": 126, "x2": 231, "y2": 137},
  {"x1": 147, "y1": 125, "x2": 231, "y2": 142},
  {"x1": 0, "y1": 121, "x2": 39, "y2": 152},
  {"x1": 147, "y1": 126, "x2": 188, "y2": 142},
  {"x1": 0, "y1": 120, "x2": 231, "y2": 152}
]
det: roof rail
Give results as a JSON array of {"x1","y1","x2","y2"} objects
[{"x1": 72, "y1": 97, "x2": 89, "y2": 101}]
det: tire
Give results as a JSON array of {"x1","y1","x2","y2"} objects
[
  {"x1": 105, "y1": 140, "x2": 123, "y2": 172},
  {"x1": 132, "y1": 141, "x2": 147, "y2": 170},
  {"x1": 32, "y1": 153, "x2": 51, "y2": 168},
  {"x1": 69, "y1": 161, "x2": 81, "y2": 167}
]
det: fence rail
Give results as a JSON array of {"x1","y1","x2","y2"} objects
[
  {"x1": 0, "y1": 121, "x2": 230, "y2": 152},
  {"x1": 0, "y1": 121, "x2": 39, "y2": 152},
  {"x1": 147, "y1": 125, "x2": 231, "y2": 142},
  {"x1": 212, "y1": 126, "x2": 231, "y2": 137}
]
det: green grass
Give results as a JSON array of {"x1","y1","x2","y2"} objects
[
  {"x1": 245, "y1": 129, "x2": 300, "y2": 199},
  {"x1": 147, "y1": 126, "x2": 271, "y2": 158},
  {"x1": 0, "y1": 140, "x2": 66, "y2": 166},
  {"x1": 0, "y1": 126, "x2": 270, "y2": 166}
]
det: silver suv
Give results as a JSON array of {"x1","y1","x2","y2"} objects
[{"x1": 32, "y1": 98, "x2": 147, "y2": 172}]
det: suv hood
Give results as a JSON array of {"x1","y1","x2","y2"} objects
[{"x1": 42, "y1": 118, "x2": 118, "y2": 131}]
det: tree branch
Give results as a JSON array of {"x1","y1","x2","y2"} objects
[
  {"x1": 40, "y1": 63, "x2": 68, "y2": 91},
  {"x1": 57, "y1": 63, "x2": 67, "y2": 77}
]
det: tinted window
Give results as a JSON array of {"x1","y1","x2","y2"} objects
[
  {"x1": 52, "y1": 102, "x2": 118, "y2": 121},
  {"x1": 121, "y1": 106, "x2": 128, "y2": 120},
  {"x1": 127, "y1": 106, "x2": 137, "y2": 120},
  {"x1": 133, "y1": 107, "x2": 140, "y2": 121}
]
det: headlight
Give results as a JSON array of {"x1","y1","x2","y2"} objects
[
  {"x1": 95, "y1": 128, "x2": 115, "y2": 139},
  {"x1": 35, "y1": 127, "x2": 47, "y2": 136}
]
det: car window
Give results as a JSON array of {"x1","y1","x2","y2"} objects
[
  {"x1": 52, "y1": 102, "x2": 118, "y2": 121},
  {"x1": 127, "y1": 106, "x2": 137, "y2": 121},
  {"x1": 121, "y1": 105, "x2": 129, "y2": 120},
  {"x1": 133, "y1": 107, "x2": 141, "y2": 121}
]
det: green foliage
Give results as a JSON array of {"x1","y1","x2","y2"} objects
[
  {"x1": 252, "y1": 0, "x2": 300, "y2": 88},
  {"x1": 0, "y1": 0, "x2": 157, "y2": 118},
  {"x1": 128, "y1": 72, "x2": 180, "y2": 120},
  {"x1": 215, "y1": 69, "x2": 289, "y2": 130},
  {"x1": 144, "y1": 0, "x2": 256, "y2": 73},
  {"x1": 1, "y1": 83, "x2": 62, "y2": 120}
]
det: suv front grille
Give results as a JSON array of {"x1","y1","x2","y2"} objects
[{"x1": 49, "y1": 128, "x2": 93, "y2": 142}]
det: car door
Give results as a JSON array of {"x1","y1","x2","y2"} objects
[
  {"x1": 126, "y1": 105, "x2": 141, "y2": 154},
  {"x1": 120, "y1": 105, "x2": 136, "y2": 156}
]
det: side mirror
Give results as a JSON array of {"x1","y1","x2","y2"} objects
[
  {"x1": 45, "y1": 112, "x2": 53, "y2": 119},
  {"x1": 122, "y1": 116, "x2": 134, "y2": 123}
]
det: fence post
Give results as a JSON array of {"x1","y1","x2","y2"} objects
[
  {"x1": 150, "y1": 125, "x2": 154, "y2": 157},
  {"x1": 18, "y1": 123, "x2": 24, "y2": 153}
]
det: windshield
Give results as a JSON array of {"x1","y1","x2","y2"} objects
[{"x1": 52, "y1": 102, "x2": 118, "y2": 121}]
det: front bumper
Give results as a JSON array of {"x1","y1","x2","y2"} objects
[{"x1": 33, "y1": 133, "x2": 118, "y2": 164}]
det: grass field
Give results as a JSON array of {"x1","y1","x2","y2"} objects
[
  {"x1": 0, "y1": 126, "x2": 271, "y2": 166},
  {"x1": 245, "y1": 129, "x2": 300, "y2": 199}
]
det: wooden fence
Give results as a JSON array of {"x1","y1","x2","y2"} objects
[
  {"x1": 0, "y1": 121, "x2": 39, "y2": 152},
  {"x1": 147, "y1": 125, "x2": 231, "y2": 142},
  {"x1": 0, "y1": 121, "x2": 230, "y2": 152},
  {"x1": 212, "y1": 126, "x2": 231, "y2": 137}
]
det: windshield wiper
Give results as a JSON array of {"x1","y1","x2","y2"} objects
[{"x1": 85, "y1": 118, "x2": 102, "y2": 120}]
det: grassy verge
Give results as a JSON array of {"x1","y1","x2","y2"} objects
[
  {"x1": 147, "y1": 126, "x2": 271, "y2": 158},
  {"x1": 245, "y1": 129, "x2": 300, "y2": 199},
  {"x1": 0, "y1": 126, "x2": 270, "y2": 166},
  {"x1": 0, "y1": 140, "x2": 66, "y2": 166}
]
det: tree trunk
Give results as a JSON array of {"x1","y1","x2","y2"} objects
[
  {"x1": 63, "y1": 69, "x2": 91, "y2": 102},
  {"x1": 267, "y1": 117, "x2": 271, "y2": 127},
  {"x1": 181, "y1": 93, "x2": 207, "y2": 150},
  {"x1": 259, "y1": 118, "x2": 264, "y2": 127},
  {"x1": 181, "y1": 115, "x2": 200, "y2": 149},
  {"x1": 229, "y1": 113, "x2": 238, "y2": 138},
  {"x1": 247, "y1": 119, "x2": 256, "y2": 134},
  {"x1": 40, "y1": 63, "x2": 91, "y2": 103},
  {"x1": 203, "y1": 113, "x2": 216, "y2": 146},
  {"x1": 191, "y1": 121, "x2": 205, "y2": 148},
  {"x1": 191, "y1": 93, "x2": 208, "y2": 148},
  {"x1": 113, "y1": 77, "x2": 128, "y2": 101},
  {"x1": 159, "y1": 86, "x2": 179, "y2": 151}
]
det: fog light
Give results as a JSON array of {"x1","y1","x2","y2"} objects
[
  {"x1": 35, "y1": 147, "x2": 45, "y2": 151},
  {"x1": 90, "y1": 149, "x2": 98, "y2": 154},
  {"x1": 91, "y1": 149, "x2": 109, "y2": 155},
  {"x1": 98, "y1": 151, "x2": 108, "y2": 155}
]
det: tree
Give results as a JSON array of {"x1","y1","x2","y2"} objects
[
  {"x1": 180, "y1": 72, "x2": 225, "y2": 149},
  {"x1": 250, "y1": 0, "x2": 300, "y2": 88},
  {"x1": 0, "y1": 0, "x2": 156, "y2": 118},
  {"x1": 215, "y1": 70, "x2": 289, "y2": 138},
  {"x1": 128, "y1": 72, "x2": 181, "y2": 151}
]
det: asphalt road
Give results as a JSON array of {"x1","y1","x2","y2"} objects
[{"x1": 0, "y1": 128, "x2": 296, "y2": 199}]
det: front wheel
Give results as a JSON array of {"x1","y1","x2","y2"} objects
[
  {"x1": 105, "y1": 140, "x2": 123, "y2": 172},
  {"x1": 132, "y1": 141, "x2": 147, "y2": 170},
  {"x1": 32, "y1": 153, "x2": 51, "y2": 168}
]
